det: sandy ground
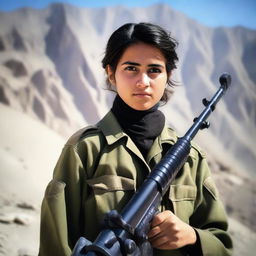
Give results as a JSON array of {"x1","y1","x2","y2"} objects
[
  {"x1": 0, "y1": 103, "x2": 64, "y2": 255},
  {"x1": 0, "y1": 103, "x2": 255, "y2": 256}
]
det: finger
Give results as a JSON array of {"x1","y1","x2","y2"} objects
[
  {"x1": 148, "y1": 225, "x2": 161, "y2": 238},
  {"x1": 150, "y1": 235, "x2": 179, "y2": 250},
  {"x1": 149, "y1": 234, "x2": 169, "y2": 248},
  {"x1": 149, "y1": 211, "x2": 176, "y2": 238},
  {"x1": 151, "y1": 210, "x2": 172, "y2": 228},
  {"x1": 153, "y1": 240, "x2": 177, "y2": 250},
  {"x1": 150, "y1": 234, "x2": 180, "y2": 250},
  {"x1": 148, "y1": 217, "x2": 173, "y2": 238}
]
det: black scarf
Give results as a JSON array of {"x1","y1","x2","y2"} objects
[{"x1": 111, "y1": 95, "x2": 165, "y2": 157}]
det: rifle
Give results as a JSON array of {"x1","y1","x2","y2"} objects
[{"x1": 72, "y1": 73, "x2": 231, "y2": 256}]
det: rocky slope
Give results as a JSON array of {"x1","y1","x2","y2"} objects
[{"x1": 0, "y1": 3, "x2": 255, "y2": 175}]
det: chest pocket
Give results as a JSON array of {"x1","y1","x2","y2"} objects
[
  {"x1": 86, "y1": 175, "x2": 135, "y2": 215},
  {"x1": 168, "y1": 184, "x2": 197, "y2": 223}
]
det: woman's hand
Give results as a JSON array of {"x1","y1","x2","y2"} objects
[{"x1": 148, "y1": 210, "x2": 197, "y2": 250}]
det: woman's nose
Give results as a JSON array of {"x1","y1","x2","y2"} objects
[{"x1": 136, "y1": 73, "x2": 150, "y2": 88}]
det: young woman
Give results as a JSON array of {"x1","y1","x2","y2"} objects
[{"x1": 39, "y1": 23, "x2": 233, "y2": 256}]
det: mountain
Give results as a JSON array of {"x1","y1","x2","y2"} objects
[
  {"x1": 0, "y1": 3, "x2": 255, "y2": 176},
  {"x1": 0, "y1": 3, "x2": 256, "y2": 255}
]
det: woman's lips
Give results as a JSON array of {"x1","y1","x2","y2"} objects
[{"x1": 133, "y1": 92, "x2": 151, "y2": 98}]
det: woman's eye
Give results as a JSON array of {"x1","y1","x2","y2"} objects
[
  {"x1": 124, "y1": 66, "x2": 137, "y2": 72},
  {"x1": 148, "y1": 67, "x2": 161, "y2": 73}
]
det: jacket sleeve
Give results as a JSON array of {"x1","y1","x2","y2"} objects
[
  {"x1": 39, "y1": 144, "x2": 86, "y2": 256},
  {"x1": 189, "y1": 154, "x2": 233, "y2": 256}
]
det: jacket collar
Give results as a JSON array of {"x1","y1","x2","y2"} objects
[
  {"x1": 147, "y1": 123, "x2": 177, "y2": 163},
  {"x1": 98, "y1": 111, "x2": 127, "y2": 145},
  {"x1": 98, "y1": 111, "x2": 178, "y2": 164}
]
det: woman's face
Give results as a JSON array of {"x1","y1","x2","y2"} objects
[{"x1": 107, "y1": 43, "x2": 169, "y2": 111}]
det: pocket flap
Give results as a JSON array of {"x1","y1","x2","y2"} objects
[
  {"x1": 169, "y1": 185, "x2": 197, "y2": 201},
  {"x1": 86, "y1": 175, "x2": 135, "y2": 192}
]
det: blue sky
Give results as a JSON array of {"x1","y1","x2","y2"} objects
[{"x1": 0, "y1": 0, "x2": 255, "y2": 29}]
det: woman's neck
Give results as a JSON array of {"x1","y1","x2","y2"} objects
[{"x1": 111, "y1": 95, "x2": 165, "y2": 156}]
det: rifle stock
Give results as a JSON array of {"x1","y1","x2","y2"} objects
[{"x1": 72, "y1": 73, "x2": 231, "y2": 256}]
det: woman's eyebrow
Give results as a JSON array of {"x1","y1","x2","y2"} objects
[
  {"x1": 121, "y1": 61, "x2": 164, "y2": 68},
  {"x1": 148, "y1": 64, "x2": 164, "y2": 68},
  {"x1": 121, "y1": 61, "x2": 140, "y2": 66}
]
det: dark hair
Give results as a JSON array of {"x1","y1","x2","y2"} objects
[{"x1": 102, "y1": 22, "x2": 179, "y2": 104}]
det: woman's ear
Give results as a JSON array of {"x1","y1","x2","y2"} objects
[{"x1": 106, "y1": 65, "x2": 116, "y2": 86}]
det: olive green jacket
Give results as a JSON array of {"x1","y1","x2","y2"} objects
[{"x1": 39, "y1": 111, "x2": 233, "y2": 256}]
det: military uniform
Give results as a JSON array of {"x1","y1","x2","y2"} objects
[{"x1": 39, "y1": 111, "x2": 233, "y2": 256}]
